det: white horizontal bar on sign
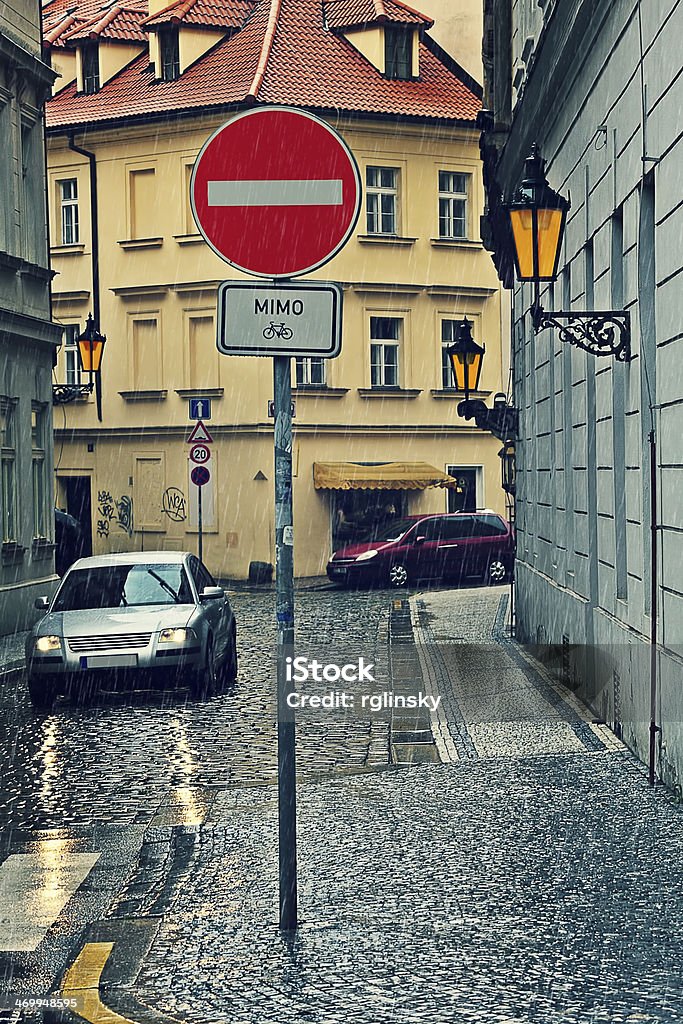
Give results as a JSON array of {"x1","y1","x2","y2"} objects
[{"x1": 208, "y1": 179, "x2": 343, "y2": 207}]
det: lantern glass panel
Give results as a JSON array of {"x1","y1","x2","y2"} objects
[
  {"x1": 449, "y1": 350, "x2": 483, "y2": 393},
  {"x1": 537, "y1": 207, "x2": 565, "y2": 279},
  {"x1": 78, "y1": 338, "x2": 104, "y2": 373},
  {"x1": 509, "y1": 208, "x2": 535, "y2": 279}
]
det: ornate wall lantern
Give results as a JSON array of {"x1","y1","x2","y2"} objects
[
  {"x1": 499, "y1": 439, "x2": 516, "y2": 495},
  {"x1": 506, "y1": 145, "x2": 631, "y2": 361},
  {"x1": 446, "y1": 318, "x2": 485, "y2": 402},
  {"x1": 53, "y1": 313, "x2": 107, "y2": 421}
]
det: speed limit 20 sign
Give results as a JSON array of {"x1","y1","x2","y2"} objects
[{"x1": 190, "y1": 444, "x2": 211, "y2": 465}]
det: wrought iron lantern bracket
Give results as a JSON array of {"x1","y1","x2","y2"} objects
[
  {"x1": 457, "y1": 398, "x2": 518, "y2": 442},
  {"x1": 52, "y1": 382, "x2": 95, "y2": 405},
  {"x1": 531, "y1": 304, "x2": 632, "y2": 362}
]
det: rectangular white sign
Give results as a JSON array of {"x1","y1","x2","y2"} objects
[
  {"x1": 216, "y1": 281, "x2": 342, "y2": 357},
  {"x1": 208, "y1": 179, "x2": 343, "y2": 207}
]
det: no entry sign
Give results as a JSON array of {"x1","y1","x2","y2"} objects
[{"x1": 190, "y1": 106, "x2": 361, "y2": 279}]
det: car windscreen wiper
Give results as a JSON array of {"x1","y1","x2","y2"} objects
[{"x1": 145, "y1": 569, "x2": 180, "y2": 603}]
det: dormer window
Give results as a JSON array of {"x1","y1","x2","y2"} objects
[
  {"x1": 82, "y1": 42, "x2": 99, "y2": 93},
  {"x1": 385, "y1": 26, "x2": 413, "y2": 80},
  {"x1": 159, "y1": 27, "x2": 180, "y2": 82}
]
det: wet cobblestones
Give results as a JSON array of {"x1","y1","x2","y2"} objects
[
  {"x1": 0, "y1": 588, "x2": 392, "y2": 830},
  {"x1": 136, "y1": 754, "x2": 683, "y2": 1024}
]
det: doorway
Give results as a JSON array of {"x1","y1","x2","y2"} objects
[
  {"x1": 58, "y1": 476, "x2": 93, "y2": 556},
  {"x1": 446, "y1": 467, "x2": 478, "y2": 512}
]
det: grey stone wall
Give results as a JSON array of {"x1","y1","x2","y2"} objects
[{"x1": 491, "y1": 0, "x2": 683, "y2": 788}]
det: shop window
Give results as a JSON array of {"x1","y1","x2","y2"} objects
[
  {"x1": 366, "y1": 167, "x2": 398, "y2": 234},
  {"x1": 370, "y1": 316, "x2": 401, "y2": 387}
]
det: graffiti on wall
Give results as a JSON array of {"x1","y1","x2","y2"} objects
[
  {"x1": 162, "y1": 487, "x2": 187, "y2": 522},
  {"x1": 97, "y1": 490, "x2": 134, "y2": 538}
]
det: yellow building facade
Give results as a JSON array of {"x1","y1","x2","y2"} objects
[{"x1": 44, "y1": 0, "x2": 507, "y2": 581}]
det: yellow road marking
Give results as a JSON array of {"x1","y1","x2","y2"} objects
[{"x1": 62, "y1": 942, "x2": 136, "y2": 1024}]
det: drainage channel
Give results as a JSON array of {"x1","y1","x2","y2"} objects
[{"x1": 388, "y1": 599, "x2": 439, "y2": 765}]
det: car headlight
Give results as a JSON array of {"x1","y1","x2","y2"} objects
[
  {"x1": 159, "y1": 627, "x2": 197, "y2": 644},
  {"x1": 355, "y1": 550, "x2": 378, "y2": 562},
  {"x1": 35, "y1": 635, "x2": 61, "y2": 652}
]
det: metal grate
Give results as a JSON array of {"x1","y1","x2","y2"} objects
[{"x1": 68, "y1": 633, "x2": 152, "y2": 652}]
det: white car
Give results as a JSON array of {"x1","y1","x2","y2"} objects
[{"x1": 26, "y1": 551, "x2": 237, "y2": 707}]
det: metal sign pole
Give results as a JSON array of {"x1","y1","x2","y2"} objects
[
  {"x1": 273, "y1": 353, "x2": 297, "y2": 931},
  {"x1": 198, "y1": 484, "x2": 203, "y2": 563}
]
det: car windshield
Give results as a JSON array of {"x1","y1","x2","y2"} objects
[
  {"x1": 52, "y1": 564, "x2": 193, "y2": 611},
  {"x1": 362, "y1": 518, "x2": 416, "y2": 544}
]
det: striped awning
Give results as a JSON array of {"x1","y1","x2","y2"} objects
[{"x1": 313, "y1": 462, "x2": 458, "y2": 491}]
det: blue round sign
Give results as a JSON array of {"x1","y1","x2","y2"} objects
[{"x1": 191, "y1": 465, "x2": 210, "y2": 487}]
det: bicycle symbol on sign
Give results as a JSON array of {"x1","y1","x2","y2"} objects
[{"x1": 262, "y1": 322, "x2": 294, "y2": 340}]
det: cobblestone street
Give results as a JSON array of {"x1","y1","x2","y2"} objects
[{"x1": 2, "y1": 583, "x2": 683, "y2": 1024}]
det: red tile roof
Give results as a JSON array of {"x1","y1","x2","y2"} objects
[
  {"x1": 323, "y1": 0, "x2": 432, "y2": 30},
  {"x1": 45, "y1": 0, "x2": 480, "y2": 129},
  {"x1": 42, "y1": 0, "x2": 104, "y2": 47},
  {"x1": 63, "y1": 2, "x2": 149, "y2": 43},
  {"x1": 141, "y1": 0, "x2": 254, "y2": 30}
]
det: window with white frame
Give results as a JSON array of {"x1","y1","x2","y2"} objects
[
  {"x1": 370, "y1": 317, "x2": 401, "y2": 387},
  {"x1": 441, "y1": 319, "x2": 460, "y2": 388},
  {"x1": 32, "y1": 404, "x2": 48, "y2": 539},
  {"x1": 385, "y1": 26, "x2": 413, "y2": 80},
  {"x1": 0, "y1": 400, "x2": 17, "y2": 542},
  {"x1": 63, "y1": 323, "x2": 81, "y2": 386},
  {"x1": 438, "y1": 171, "x2": 469, "y2": 239},
  {"x1": 159, "y1": 27, "x2": 180, "y2": 81},
  {"x1": 295, "y1": 358, "x2": 326, "y2": 386},
  {"x1": 82, "y1": 43, "x2": 100, "y2": 94},
  {"x1": 366, "y1": 167, "x2": 398, "y2": 235},
  {"x1": 58, "y1": 179, "x2": 79, "y2": 244}
]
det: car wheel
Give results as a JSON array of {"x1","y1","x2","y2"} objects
[
  {"x1": 485, "y1": 559, "x2": 508, "y2": 585},
  {"x1": 27, "y1": 674, "x2": 58, "y2": 710},
  {"x1": 388, "y1": 563, "x2": 409, "y2": 588},
  {"x1": 191, "y1": 638, "x2": 217, "y2": 700},
  {"x1": 217, "y1": 628, "x2": 238, "y2": 688}
]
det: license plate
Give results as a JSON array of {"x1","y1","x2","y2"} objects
[
  {"x1": 79, "y1": 654, "x2": 138, "y2": 669},
  {"x1": 330, "y1": 567, "x2": 347, "y2": 577}
]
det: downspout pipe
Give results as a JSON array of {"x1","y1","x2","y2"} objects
[
  {"x1": 67, "y1": 133, "x2": 99, "y2": 327},
  {"x1": 66, "y1": 133, "x2": 103, "y2": 420}
]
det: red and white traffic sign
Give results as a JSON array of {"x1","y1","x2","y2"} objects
[
  {"x1": 190, "y1": 443, "x2": 211, "y2": 465},
  {"x1": 186, "y1": 420, "x2": 213, "y2": 444},
  {"x1": 191, "y1": 465, "x2": 211, "y2": 487},
  {"x1": 190, "y1": 106, "x2": 361, "y2": 279}
]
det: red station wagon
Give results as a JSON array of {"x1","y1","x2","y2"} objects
[{"x1": 326, "y1": 511, "x2": 515, "y2": 588}]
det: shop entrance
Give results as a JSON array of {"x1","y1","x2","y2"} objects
[{"x1": 331, "y1": 489, "x2": 407, "y2": 551}]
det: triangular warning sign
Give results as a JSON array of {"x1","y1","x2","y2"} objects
[{"x1": 186, "y1": 420, "x2": 214, "y2": 444}]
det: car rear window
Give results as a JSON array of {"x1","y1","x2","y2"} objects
[
  {"x1": 53, "y1": 564, "x2": 192, "y2": 611},
  {"x1": 474, "y1": 515, "x2": 508, "y2": 537}
]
